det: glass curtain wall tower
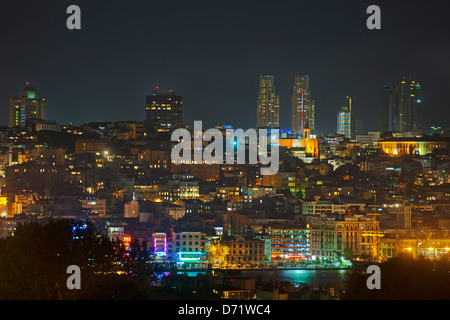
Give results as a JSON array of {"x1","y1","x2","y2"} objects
[
  {"x1": 291, "y1": 74, "x2": 315, "y2": 135},
  {"x1": 256, "y1": 75, "x2": 279, "y2": 129}
]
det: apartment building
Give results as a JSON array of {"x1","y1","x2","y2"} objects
[{"x1": 310, "y1": 213, "x2": 382, "y2": 262}]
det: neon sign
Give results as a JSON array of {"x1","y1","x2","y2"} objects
[{"x1": 153, "y1": 233, "x2": 167, "y2": 257}]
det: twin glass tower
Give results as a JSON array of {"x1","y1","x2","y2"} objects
[
  {"x1": 381, "y1": 76, "x2": 422, "y2": 133},
  {"x1": 256, "y1": 74, "x2": 315, "y2": 134}
]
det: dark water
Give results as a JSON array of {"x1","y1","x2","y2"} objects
[
  {"x1": 239, "y1": 269, "x2": 351, "y2": 287},
  {"x1": 180, "y1": 269, "x2": 351, "y2": 287}
]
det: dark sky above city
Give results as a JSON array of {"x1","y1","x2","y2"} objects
[{"x1": 1, "y1": 0, "x2": 450, "y2": 135}]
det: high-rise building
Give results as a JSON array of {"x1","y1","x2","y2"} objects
[
  {"x1": 381, "y1": 85, "x2": 396, "y2": 132},
  {"x1": 291, "y1": 74, "x2": 315, "y2": 134},
  {"x1": 337, "y1": 106, "x2": 351, "y2": 138},
  {"x1": 145, "y1": 87, "x2": 182, "y2": 131},
  {"x1": 397, "y1": 77, "x2": 421, "y2": 132},
  {"x1": 381, "y1": 77, "x2": 421, "y2": 133},
  {"x1": 256, "y1": 75, "x2": 279, "y2": 129},
  {"x1": 9, "y1": 83, "x2": 47, "y2": 128}
]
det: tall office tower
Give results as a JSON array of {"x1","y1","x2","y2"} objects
[
  {"x1": 9, "y1": 83, "x2": 47, "y2": 128},
  {"x1": 381, "y1": 85, "x2": 397, "y2": 132},
  {"x1": 256, "y1": 75, "x2": 279, "y2": 128},
  {"x1": 408, "y1": 79, "x2": 421, "y2": 132},
  {"x1": 398, "y1": 76, "x2": 421, "y2": 132},
  {"x1": 291, "y1": 74, "x2": 315, "y2": 134},
  {"x1": 337, "y1": 106, "x2": 351, "y2": 138},
  {"x1": 381, "y1": 77, "x2": 421, "y2": 133},
  {"x1": 145, "y1": 87, "x2": 183, "y2": 131}
]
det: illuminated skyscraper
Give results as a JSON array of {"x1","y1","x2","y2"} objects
[
  {"x1": 9, "y1": 83, "x2": 47, "y2": 128},
  {"x1": 337, "y1": 106, "x2": 351, "y2": 138},
  {"x1": 291, "y1": 74, "x2": 315, "y2": 134},
  {"x1": 145, "y1": 87, "x2": 183, "y2": 131},
  {"x1": 256, "y1": 75, "x2": 279, "y2": 128},
  {"x1": 397, "y1": 76, "x2": 421, "y2": 132},
  {"x1": 381, "y1": 77, "x2": 421, "y2": 132}
]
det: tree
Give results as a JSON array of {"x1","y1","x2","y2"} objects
[
  {"x1": 279, "y1": 150, "x2": 304, "y2": 172},
  {"x1": 343, "y1": 248, "x2": 354, "y2": 260},
  {"x1": 342, "y1": 255, "x2": 450, "y2": 300},
  {"x1": 206, "y1": 243, "x2": 230, "y2": 268},
  {"x1": 0, "y1": 219, "x2": 158, "y2": 299}
]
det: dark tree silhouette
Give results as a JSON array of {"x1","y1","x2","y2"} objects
[
  {"x1": 342, "y1": 254, "x2": 450, "y2": 300},
  {"x1": 0, "y1": 220, "x2": 159, "y2": 299}
]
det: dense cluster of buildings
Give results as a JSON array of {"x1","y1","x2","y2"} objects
[{"x1": 1, "y1": 79, "x2": 450, "y2": 274}]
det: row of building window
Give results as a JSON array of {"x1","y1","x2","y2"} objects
[
  {"x1": 175, "y1": 241, "x2": 205, "y2": 246},
  {"x1": 232, "y1": 250, "x2": 264, "y2": 255},
  {"x1": 230, "y1": 243, "x2": 263, "y2": 249},
  {"x1": 228, "y1": 256, "x2": 264, "y2": 262}
]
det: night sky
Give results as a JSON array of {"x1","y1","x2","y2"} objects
[{"x1": 1, "y1": 0, "x2": 450, "y2": 135}]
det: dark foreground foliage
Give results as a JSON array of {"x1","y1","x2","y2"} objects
[
  {"x1": 0, "y1": 220, "x2": 159, "y2": 299},
  {"x1": 342, "y1": 254, "x2": 450, "y2": 300}
]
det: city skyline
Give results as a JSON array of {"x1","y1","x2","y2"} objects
[
  {"x1": 2, "y1": 74, "x2": 433, "y2": 137},
  {"x1": 1, "y1": 0, "x2": 450, "y2": 135},
  {"x1": 3, "y1": 0, "x2": 450, "y2": 302}
]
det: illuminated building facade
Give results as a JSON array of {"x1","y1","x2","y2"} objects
[
  {"x1": 145, "y1": 87, "x2": 183, "y2": 131},
  {"x1": 264, "y1": 226, "x2": 310, "y2": 260},
  {"x1": 124, "y1": 200, "x2": 139, "y2": 218},
  {"x1": 378, "y1": 137, "x2": 450, "y2": 156},
  {"x1": 35, "y1": 120, "x2": 61, "y2": 132},
  {"x1": 107, "y1": 225, "x2": 124, "y2": 241},
  {"x1": 279, "y1": 126, "x2": 319, "y2": 159},
  {"x1": 138, "y1": 149, "x2": 171, "y2": 169},
  {"x1": 380, "y1": 236, "x2": 450, "y2": 260},
  {"x1": 301, "y1": 126, "x2": 319, "y2": 158},
  {"x1": 80, "y1": 198, "x2": 107, "y2": 216},
  {"x1": 337, "y1": 106, "x2": 351, "y2": 138},
  {"x1": 291, "y1": 74, "x2": 315, "y2": 134},
  {"x1": 153, "y1": 232, "x2": 167, "y2": 258},
  {"x1": 107, "y1": 121, "x2": 145, "y2": 140},
  {"x1": 242, "y1": 186, "x2": 276, "y2": 202},
  {"x1": 261, "y1": 171, "x2": 303, "y2": 194},
  {"x1": 9, "y1": 83, "x2": 47, "y2": 128},
  {"x1": 223, "y1": 236, "x2": 265, "y2": 267},
  {"x1": 173, "y1": 231, "x2": 207, "y2": 265},
  {"x1": 122, "y1": 235, "x2": 131, "y2": 252},
  {"x1": 167, "y1": 203, "x2": 185, "y2": 220},
  {"x1": 0, "y1": 195, "x2": 7, "y2": 218},
  {"x1": 256, "y1": 75, "x2": 279, "y2": 129},
  {"x1": 302, "y1": 200, "x2": 366, "y2": 215},
  {"x1": 310, "y1": 214, "x2": 382, "y2": 262},
  {"x1": 158, "y1": 180, "x2": 200, "y2": 202}
]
